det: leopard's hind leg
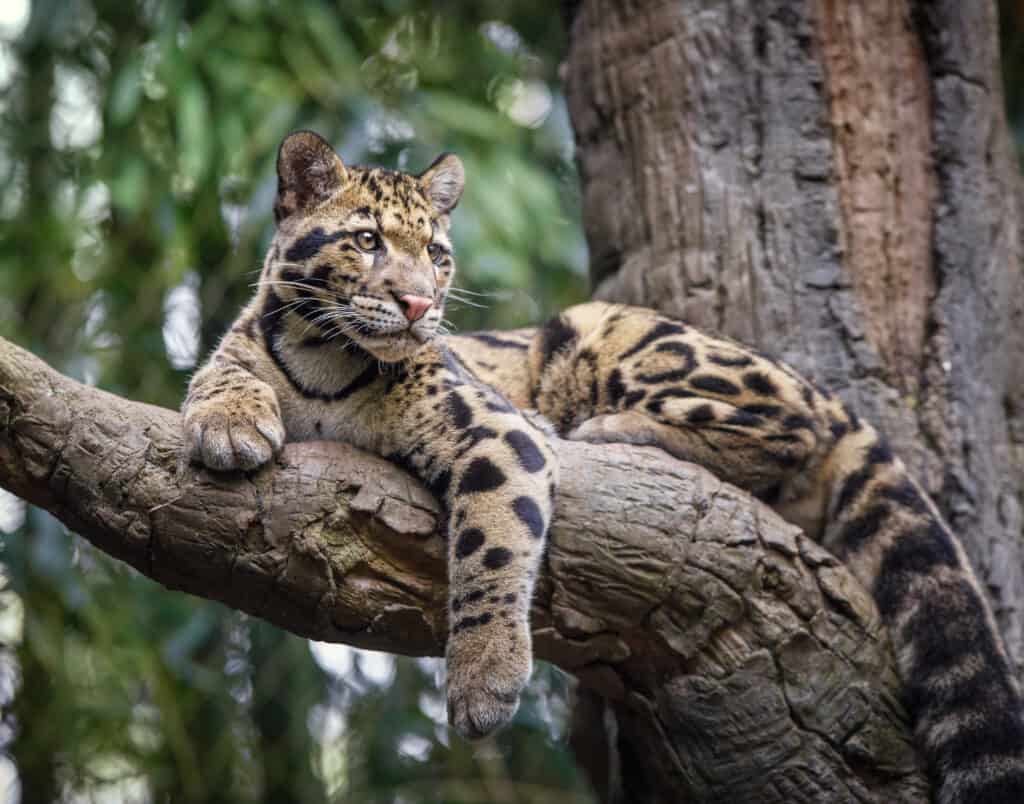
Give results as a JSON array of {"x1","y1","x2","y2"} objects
[{"x1": 567, "y1": 408, "x2": 804, "y2": 501}]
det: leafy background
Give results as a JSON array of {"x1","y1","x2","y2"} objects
[
  {"x1": 1, "y1": 1, "x2": 1022, "y2": 802},
  {"x1": 0, "y1": 1, "x2": 589, "y2": 802}
]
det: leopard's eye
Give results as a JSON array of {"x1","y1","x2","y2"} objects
[
  {"x1": 427, "y1": 243, "x2": 446, "y2": 265},
  {"x1": 355, "y1": 230, "x2": 380, "y2": 252}
]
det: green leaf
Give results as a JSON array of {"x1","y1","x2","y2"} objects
[
  {"x1": 109, "y1": 59, "x2": 143, "y2": 125},
  {"x1": 177, "y1": 75, "x2": 212, "y2": 188}
]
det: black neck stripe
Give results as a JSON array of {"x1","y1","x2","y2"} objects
[{"x1": 260, "y1": 291, "x2": 380, "y2": 401}]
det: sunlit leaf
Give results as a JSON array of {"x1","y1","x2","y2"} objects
[
  {"x1": 109, "y1": 59, "x2": 143, "y2": 125},
  {"x1": 177, "y1": 74, "x2": 212, "y2": 188}
]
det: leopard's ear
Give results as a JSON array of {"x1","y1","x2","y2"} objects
[
  {"x1": 274, "y1": 131, "x2": 347, "y2": 222},
  {"x1": 418, "y1": 152, "x2": 465, "y2": 214}
]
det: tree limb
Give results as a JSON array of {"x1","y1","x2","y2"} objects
[{"x1": 0, "y1": 335, "x2": 929, "y2": 801}]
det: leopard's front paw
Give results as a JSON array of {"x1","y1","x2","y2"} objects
[
  {"x1": 184, "y1": 396, "x2": 285, "y2": 472},
  {"x1": 446, "y1": 633, "x2": 532, "y2": 740}
]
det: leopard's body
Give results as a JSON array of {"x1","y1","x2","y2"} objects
[{"x1": 183, "y1": 132, "x2": 1024, "y2": 803}]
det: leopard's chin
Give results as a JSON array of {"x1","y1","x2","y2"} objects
[{"x1": 354, "y1": 330, "x2": 432, "y2": 363}]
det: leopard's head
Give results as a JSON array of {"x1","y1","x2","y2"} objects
[{"x1": 265, "y1": 130, "x2": 464, "y2": 363}]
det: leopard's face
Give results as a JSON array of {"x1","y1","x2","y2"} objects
[{"x1": 267, "y1": 131, "x2": 464, "y2": 363}]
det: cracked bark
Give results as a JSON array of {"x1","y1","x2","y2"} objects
[
  {"x1": 563, "y1": 0, "x2": 1021, "y2": 799},
  {"x1": 0, "y1": 326, "x2": 927, "y2": 802}
]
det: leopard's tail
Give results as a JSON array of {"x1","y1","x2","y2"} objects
[{"x1": 824, "y1": 425, "x2": 1024, "y2": 803}]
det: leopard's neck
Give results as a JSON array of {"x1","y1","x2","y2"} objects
[{"x1": 258, "y1": 289, "x2": 379, "y2": 402}]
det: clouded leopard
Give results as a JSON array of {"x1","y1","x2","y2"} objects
[{"x1": 183, "y1": 131, "x2": 1024, "y2": 804}]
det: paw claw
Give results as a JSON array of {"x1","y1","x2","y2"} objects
[
  {"x1": 448, "y1": 683, "x2": 521, "y2": 740},
  {"x1": 254, "y1": 419, "x2": 285, "y2": 451},
  {"x1": 446, "y1": 636, "x2": 532, "y2": 740},
  {"x1": 184, "y1": 396, "x2": 284, "y2": 472}
]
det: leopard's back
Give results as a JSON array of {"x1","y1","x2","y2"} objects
[{"x1": 456, "y1": 300, "x2": 1024, "y2": 804}]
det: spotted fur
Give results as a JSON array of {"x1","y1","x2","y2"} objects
[
  {"x1": 184, "y1": 133, "x2": 1023, "y2": 801},
  {"x1": 464, "y1": 303, "x2": 1024, "y2": 804}
]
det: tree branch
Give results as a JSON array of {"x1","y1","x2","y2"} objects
[{"x1": 0, "y1": 335, "x2": 929, "y2": 801}]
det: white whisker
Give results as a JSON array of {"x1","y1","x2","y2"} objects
[
  {"x1": 447, "y1": 286, "x2": 498, "y2": 298},
  {"x1": 445, "y1": 298, "x2": 487, "y2": 309},
  {"x1": 260, "y1": 297, "x2": 315, "y2": 319},
  {"x1": 297, "y1": 304, "x2": 360, "y2": 338},
  {"x1": 251, "y1": 279, "x2": 330, "y2": 292}
]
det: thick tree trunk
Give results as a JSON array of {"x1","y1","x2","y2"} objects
[{"x1": 564, "y1": 0, "x2": 1024, "y2": 799}]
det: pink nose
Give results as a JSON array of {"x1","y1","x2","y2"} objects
[{"x1": 399, "y1": 294, "x2": 433, "y2": 322}]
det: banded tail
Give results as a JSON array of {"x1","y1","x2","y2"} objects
[{"x1": 824, "y1": 428, "x2": 1024, "y2": 804}]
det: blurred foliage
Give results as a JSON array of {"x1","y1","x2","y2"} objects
[
  {"x1": 1001, "y1": 0, "x2": 1024, "y2": 166},
  {"x1": 0, "y1": 0, "x2": 587, "y2": 407},
  {"x1": 0, "y1": 0, "x2": 590, "y2": 802}
]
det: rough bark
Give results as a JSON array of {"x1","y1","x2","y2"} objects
[
  {"x1": 563, "y1": 0, "x2": 1022, "y2": 799},
  {"x1": 0, "y1": 330, "x2": 928, "y2": 801},
  {"x1": 566, "y1": 0, "x2": 1024, "y2": 667}
]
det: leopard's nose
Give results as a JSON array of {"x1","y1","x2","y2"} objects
[{"x1": 397, "y1": 294, "x2": 433, "y2": 322}]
